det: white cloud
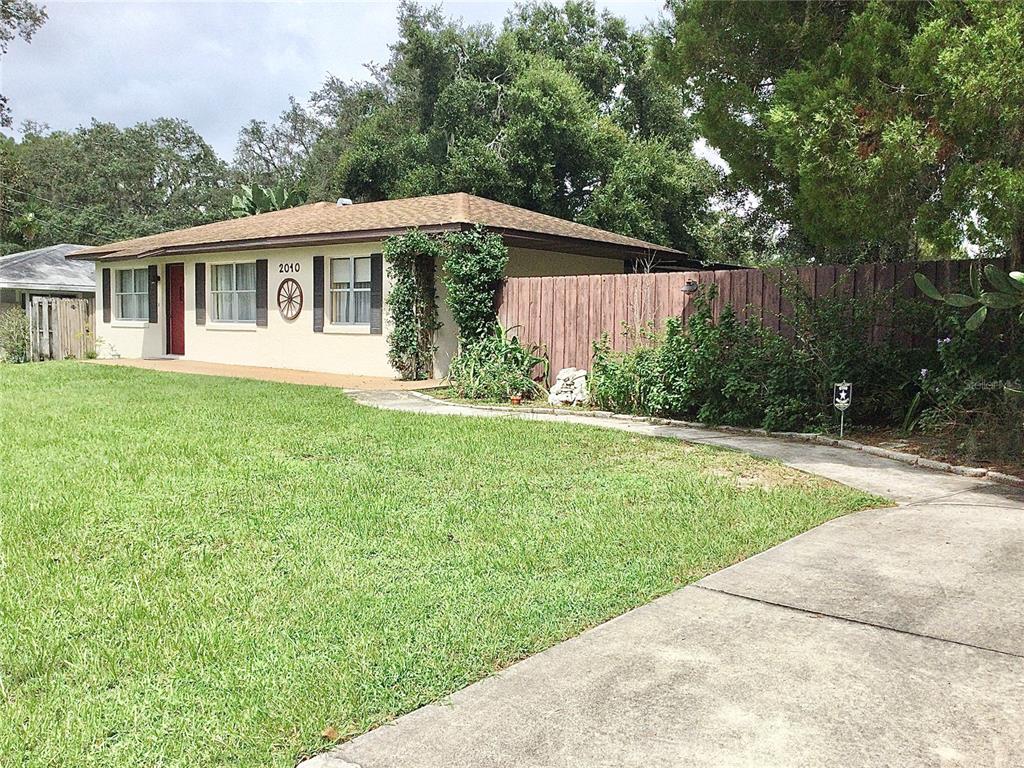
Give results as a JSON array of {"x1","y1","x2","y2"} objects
[{"x1": 1, "y1": 0, "x2": 665, "y2": 158}]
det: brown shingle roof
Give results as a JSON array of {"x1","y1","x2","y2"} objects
[{"x1": 69, "y1": 193, "x2": 681, "y2": 262}]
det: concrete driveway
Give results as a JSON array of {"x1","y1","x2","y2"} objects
[{"x1": 305, "y1": 393, "x2": 1024, "y2": 768}]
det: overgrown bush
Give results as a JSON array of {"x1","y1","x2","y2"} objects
[
  {"x1": 779, "y1": 274, "x2": 935, "y2": 425},
  {"x1": 660, "y1": 303, "x2": 818, "y2": 429},
  {"x1": 591, "y1": 272, "x2": 1024, "y2": 465},
  {"x1": 0, "y1": 308, "x2": 30, "y2": 363},
  {"x1": 448, "y1": 325, "x2": 547, "y2": 401},
  {"x1": 590, "y1": 286, "x2": 933, "y2": 432},
  {"x1": 589, "y1": 326, "x2": 664, "y2": 415},
  {"x1": 591, "y1": 300, "x2": 819, "y2": 431},
  {"x1": 905, "y1": 304, "x2": 1024, "y2": 462}
]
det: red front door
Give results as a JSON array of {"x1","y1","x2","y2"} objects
[{"x1": 166, "y1": 263, "x2": 185, "y2": 355}]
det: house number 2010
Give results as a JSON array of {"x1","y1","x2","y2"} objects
[{"x1": 279, "y1": 263, "x2": 301, "y2": 274}]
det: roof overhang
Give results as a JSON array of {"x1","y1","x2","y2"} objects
[
  {"x1": 0, "y1": 281, "x2": 95, "y2": 292},
  {"x1": 69, "y1": 224, "x2": 683, "y2": 263},
  {"x1": 68, "y1": 224, "x2": 465, "y2": 262}
]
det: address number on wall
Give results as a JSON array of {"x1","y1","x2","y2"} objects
[{"x1": 279, "y1": 263, "x2": 301, "y2": 274}]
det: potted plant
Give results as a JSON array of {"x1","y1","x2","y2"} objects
[{"x1": 510, "y1": 391, "x2": 523, "y2": 406}]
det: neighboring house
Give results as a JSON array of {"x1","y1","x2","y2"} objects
[
  {"x1": 0, "y1": 244, "x2": 94, "y2": 314},
  {"x1": 69, "y1": 193, "x2": 688, "y2": 378}
]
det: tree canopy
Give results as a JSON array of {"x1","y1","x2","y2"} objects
[
  {"x1": 656, "y1": 0, "x2": 1024, "y2": 264},
  {"x1": 0, "y1": 119, "x2": 228, "y2": 253},
  {"x1": 299, "y1": 0, "x2": 722, "y2": 257},
  {"x1": 5, "y1": 0, "x2": 1024, "y2": 267}
]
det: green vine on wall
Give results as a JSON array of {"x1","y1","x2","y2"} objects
[
  {"x1": 384, "y1": 230, "x2": 440, "y2": 380},
  {"x1": 385, "y1": 226, "x2": 510, "y2": 379},
  {"x1": 441, "y1": 226, "x2": 509, "y2": 346}
]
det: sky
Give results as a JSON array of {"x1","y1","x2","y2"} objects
[{"x1": 1, "y1": 0, "x2": 668, "y2": 161}]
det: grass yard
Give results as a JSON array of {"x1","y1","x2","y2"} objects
[{"x1": 0, "y1": 362, "x2": 880, "y2": 768}]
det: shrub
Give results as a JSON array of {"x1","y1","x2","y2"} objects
[
  {"x1": 591, "y1": 302, "x2": 818, "y2": 431},
  {"x1": 0, "y1": 308, "x2": 30, "y2": 363},
  {"x1": 448, "y1": 325, "x2": 547, "y2": 401},
  {"x1": 590, "y1": 285, "x2": 932, "y2": 432},
  {"x1": 662, "y1": 302, "x2": 818, "y2": 429},
  {"x1": 780, "y1": 275, "x2": 931, "y2": 426},
  {"x1": 906, "y1": 304, "x2": 1024, "y2": 461},
  {"x1": 589, "y1": 326, "x2": 664, "y2": 415},
  {"x1": 591, "y1": 271, "x2": 1024, "y2": 466}
]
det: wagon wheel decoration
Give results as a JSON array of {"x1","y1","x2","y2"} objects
[{"x1": 277, "y1": 278, "x2": 303, "y2": 320}]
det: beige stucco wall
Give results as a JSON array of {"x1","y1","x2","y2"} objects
[
  {"x1": 93, "y1": 243, "x2": 624, "y2": 379},
  {"x1": 94, "y1": 243, "x2": 397, "y2": 378},
  {"x1": 504, "y1": 248, "x2": 626, "y2": 278}
]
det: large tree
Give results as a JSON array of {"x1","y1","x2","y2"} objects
[
  {"x1": 1, "y1": 118, "x2": 229, "y2": 252},
  {"x1": 284, "y1": 0, "x2": 723, "y2": 258},
  {"x1": 657, "y1": 0, "x2": 1024, "y2": 265}
]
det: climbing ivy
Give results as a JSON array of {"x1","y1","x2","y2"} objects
[
  {"x1": 384, "y1": 230, "x2": 440, "y2": 380},
  {"x1": 385, "y1": 226, "x2": 509, "y2": 379},
  {"x1": 441, "y1": 226, "x2": 509, "y2": 346}
]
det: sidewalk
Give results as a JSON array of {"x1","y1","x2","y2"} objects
[{"x1": 303, "y1": 390, "x2": 1024, "y2": 768}]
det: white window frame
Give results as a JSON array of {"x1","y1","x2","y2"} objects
[
  {"x1": 115, "y1": 267, "x2": 149, "y2": 321},
  {"x1": 329, "y1": 256, "x2": 372, "y2": 325},
  {"x1": 210, "y1": 262, "x2": 257, "y2": 324}
]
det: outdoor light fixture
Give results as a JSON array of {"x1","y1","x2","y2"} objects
[{"x1": 682, "y1": 279, "x2": 699, "y2": 294}]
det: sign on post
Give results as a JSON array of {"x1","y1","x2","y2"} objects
[{"x1": 833, "y1": 382, "x2": 852, "y2": 437}]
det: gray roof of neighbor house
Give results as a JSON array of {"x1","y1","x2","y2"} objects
[
  {"x1": 0, "y1": 244, "x2": 94, "y2": 292},
  {"x1": 69, "y1": 193, "x2": 686, "y2": 263}
]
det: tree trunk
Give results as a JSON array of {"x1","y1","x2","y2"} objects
[{"x1": 1010, "y1": 219, "x2": 1024, "y2": 272}]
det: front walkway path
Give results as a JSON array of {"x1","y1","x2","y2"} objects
[
  {"x1": 85, "y1": 358, "x2": 440, "y2": 391},
  {"x1": 304, "y1": 391, "x2": 1024, "y2": 768}
]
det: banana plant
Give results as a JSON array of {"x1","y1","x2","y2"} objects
[
  {"x1": 914, "y1": 264, "x2": 1024, "y2": 330},
  {"x1": 230, "y1": 183, "x2": 308, "y2": 217}
]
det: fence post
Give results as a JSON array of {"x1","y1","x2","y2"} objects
[{"x1": 27, "y1": 299, "x2": 36, "y2": 361}]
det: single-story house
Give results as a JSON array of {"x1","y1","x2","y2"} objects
[
  {"x1": 69, "y1": 193, "x2": 687, "y2": 378},
  {"x1": 0, "y1": 243, "x2": 94, "y2": 314}
]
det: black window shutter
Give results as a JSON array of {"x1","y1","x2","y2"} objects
[
  {"x1": 195, "y1": 262, "x2": 206, "y2": 325},
  {"x1": 256, "y1": 259, "x2": 268, "y2": 327},
  {"x1": 369, "y1": 253, "x2": 383, "y2": 334},
  {"x1": 148, "y1": 264, "x2": 158, "y2": 323},
  {"x1": 102, "y1": 268, "x2": 111, "y2": 323},
  {"x1": 313, "y1": 255, "x2": 324, "y2": 332}
]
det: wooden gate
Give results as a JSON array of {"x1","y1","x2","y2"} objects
[{"x1": 29, "y1": 297, "x2": 95, "y2": 361}]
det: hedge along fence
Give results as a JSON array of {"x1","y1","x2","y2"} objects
[{"x1": 496, "y1": 257, "x2": 1011, "y2": 383}]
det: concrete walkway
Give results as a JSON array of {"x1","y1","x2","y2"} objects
[
  {"x1": 306, "y1": 392, "x2": 1024, "y2": 768},
  {"x1": 85, "y1": 358, "x2": 441, "y2": 391}
]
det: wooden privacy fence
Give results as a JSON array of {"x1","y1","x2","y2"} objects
[
  {"x1": 496, "y1": 259, "x2": 1004, "y2": 382},
  {"x1": 29, "y1": 297, "x2": 95, "y2": 361}
]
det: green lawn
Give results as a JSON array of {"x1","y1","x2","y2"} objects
[{"x1": 0, "y1": 362, "x2": 880, "y2": 767}]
